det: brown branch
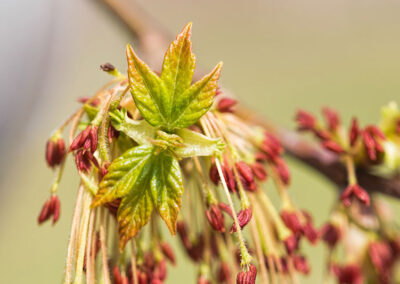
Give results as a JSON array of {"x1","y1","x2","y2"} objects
[{"x1": 99, "y1": 0, "x2": 400, "y2": 199}]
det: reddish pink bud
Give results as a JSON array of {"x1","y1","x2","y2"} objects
[
  {"x1": 112, "y1": 266, "x2": 122, "y2": 284},
  {"x1": 322, "y1": 107, "x2": 340, "y2": 132},
  {"x1": 362, "y1": 125, "x2": 386, "y2": 161},
  {"x1": 284, "y1": 234, "x2": 299, "y2": 254},
  {"x1": 251, "y1": 162, "x2": 267, "y2": 181},
  {"x1": 254, "y1": 152, "x2": 268, "y2": 162},
  {"x1": 160, "y1": 242, "x2": 176, "y2": 265},
  {"x1": 236, "y1": 161, "x2": 257, "y2": 191},
  {"x1": 108, "y1": 125, "x2": 119, "y2": 143},
  {"x1": 295, "y1": 110, "x2": 316, "y2": 131},
  {"x1": 281, "y1": 211, "x2": 302, "y2": 235},
  {"x1": 261, "y1": 133, "x2": 283, "y2": 161},
  {"x1": 215, "y1": 88, "x2": 223, "y2": 97},
  {"x1": 188, "y1": 235, "x2": 205, "y2": 262},
  {"x1": 218, "y1": 202, "x2": 234, "y2": 218},
  {"x1": 340, "y1": 184, "x2": 370, "y2": 207},
  {"x1": 45, "y1": 137, "x2": 66, "y2": 168},
  {"x1": 217, "y1": 97, "x2": 237, "y2": 113},
  {"x1": 236, "y1": 264, "x2": 257, "y2": 284},
  {"x1": 209, "y1": 162, "x2": 236, "y2": 193},
  {"x1": 369, "y1": 241, "x2": 394, "y2": 283},
  {"x1": 273, "y1": 157, "x2": 290, "y2": 185},
  {"x1": 231, "y1": 208, "x2": 252, "y2": 233},
  {"x1": 70, "y1": 125, "x2": 98, "y2": 154},
  {"x1": 206, "y1": 204, "x2": 225, "y2": 232},
  {"x1": 75, "y1": 149, "x2": 99, "y2": 173},
  {"x1": 314, "y1": 129, "x2": 331, "y2": 141},
  {"x1": 292, "y1": 255, "x2": 310, "y2": 274},
  {"x1": 218, "y1": 262, "x2": 232, "y2": 283},
  {"x1": 154, "y1": 260, "x2": 167, "y2": 281},
  {"x1": 177, "y1": 221, "x2": 191, "y2": 250},
  {"x1": 331, "y1": 264, "x2": 363, "y2": 284},
  {"x1": 100, "y1": 62, "x2": 115, "y2": 72},
  {"x1": 302, "y1": 222, "x2": 318, "y2": 244},
  {"x1": 321, "y1": 140, "x2": 344, "y2": 154},
  {"x1": 320, "y1": 223, "x2": 341, "y2": 248},
  {"x1": 38, "y1": 195, "x2": 61, "y2": 225},
  {"x1": 349, "y1": 118, "x2": 360, "y2": 147}
]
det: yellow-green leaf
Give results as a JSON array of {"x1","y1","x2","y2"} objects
[
  {"x1": 126, "y1": 44, "x2": 168, "y2": 127},
  {"x1": 91, "y1": 145, "x2": 154, "y2": 207},
  {"x1": 161, "y1": 22, "x2": 196, "y2": 121},
  {"x1": 174, "y1": 128, "x2": 224, "y2": 158},
  {"x1": 150, "y1": 152, "x2": 183, "y2": 235},
  {"x1": 169, "y1": 62, "x2": 223, "y2": 129}
]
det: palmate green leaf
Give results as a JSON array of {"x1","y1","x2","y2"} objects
[
  {"x1": 91, "y1": 145, "x2": 154, "y2": 208},
  {"x1": 126, "y1": 44, "x2": 168, "y2": 127},
  {"x1": 150, "y1": 152, "x2": 183, "y2": 235},
  {"x1": 168, "y1": 62, "x2": 223, "y2": 130},
  {"x1": 161, "y1": 23, "x2": 196, "y2": 122},
  {"x1": 175, "y1": 128, "x2": 224, "y2": 158},
  {"x1": 92, "y1": 144, "x2": 184, "y2": 249},
  {"x1": 126, "y1": 23, "x2": 223, "y2": 131}
]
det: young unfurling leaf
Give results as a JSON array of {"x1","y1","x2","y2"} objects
[
  {"x1": 174, "y1": 128, "x2": 224, "y2": 158},
  {"x1": 150, "y1": 152, "x2": 183, "y2": 235},
  {"x1": 126, "y1": 45, "x2": 168, "y2": 127},
  {"x1": 91, "y1": 145, "x2": 154, "y2": 208},
  {"x1": 126, "y1": 22, "x2": 223, "y2": 131}
]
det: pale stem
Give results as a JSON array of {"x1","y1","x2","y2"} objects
[
  {"x1": 74, "y1": 191, "x2": 92, "y2": 284},
  {"x1": 65, "y1": 185, "x2": 84, "y2": 284},
  {"x1": 248, "y1": 212, "x2": 270, "y2": 284},
  {"x1": 130, "y1": 240, "x2": 138, "y2": 284},
  {"x1": 99, "y1": 208, "x2": 111, "y2": 284},
  {"x1": 86, "y1": 210, "x2": 97, "y2": 284},
  {"x1": 345, "y1": 154, "x2": 357, "y2": 185}
]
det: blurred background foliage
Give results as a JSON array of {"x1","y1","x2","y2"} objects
[{"x1": 1, "y1": 0, "x2": 400, "y2": 282}]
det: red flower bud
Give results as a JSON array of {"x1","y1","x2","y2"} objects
[
  {"x1": 251, "y1": 162, "x2": 268, "y2": 181},
  {"x1": 45, "y1": 137, "x2": 66, "y2": 168},
  {"x1": 273, "y1": 157, "x2": 290, "y2": 185},
  {"x1": 75, "y1": 149, "x2": 99, "y2": 173},
  {"x1": 261, "y1": 133, "x2": 283, "y2": 161},
  {"x1": 362, "y1": 125, "x2": 386, "y2": 161},
  {"x1": 322, "y1": 107, "x2": 340, "y2": 132},
  {"x1": 231, "y1": 208, "x2": 252, "y2": 233},
  {"x1": 100, "y1": 62, "x2": 115, "y2": 72},
  {"x1": 218, "y1": 262, "x2": 232, "y2": 283},
  {"x1": 236, "y1": 264, "x2": 257, "y2": 284},
  {"x1": 154, "y1": 260, "x2": 167, "y2": 281},
  {"x1": 302, "y1": 222, "x2": 318, "y2": 245},
  {"x1": 369, "y1": 241, "x2": 394, "y2": 283},
  {"x1": 112, "y1": 266, "x2": 122, "y2": 284},
  {"x1": 331, "y1": 264, "x2": 363, "y2": 284},
  {"x1": 217, "y1": 97, "x2": 237, "y2": 113},
  {"x1": 321, "y1": 140, "x2": 344, "y2": 154},
  {"x1": 292, "y1": 255, "x2": 310, "y2": 274},
  {"x1": 160, "y1": 242, "x2": 176, "y2": 265},
  {"x1": 236, "y1": 161, "x2": 256, "y2": 192},
  {"x1": 349, "y1": 118, "x2": 360, "y2": 147},
  {"x1": 320, "y1": 223, "x2": 341, "y2": 248},
  {"x1": 281, "y1": 211, "x2": 302, "y2": 235},
  {"x1": 206, "y1": 204, "x2": 225, "y2": 232},
  {"x1": 70, "y1": 125, "x2": 98, "y2": 154},
  {"x1": 284, "y1": 234, "x2": 299, "y2": 254},
  {"x1": 396, "y1": 118, "x2": 400, "y2": 135},
  {"x1": 197, "y1": 275, "x2": 211, "y2": 284},
  {"x1": 340, "y1": 184, "x2": 370, "y2": 207},
  {"x1": 209, "y1": 162, "x2": 236, "y2": 192},
  {"x1": 38, "y1": 195, "x2": 61, "y2": 225},
  {"x1": 295, "y1": 110, "x2": 316, "y2": 131}
]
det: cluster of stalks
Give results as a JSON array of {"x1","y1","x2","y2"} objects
[{"x1": 39, "y1": 20, "x2": 400, "y2": 284}]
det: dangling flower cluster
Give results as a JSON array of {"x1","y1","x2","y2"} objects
[
  {"x1": 295, "y1": 107, "x2": 387, "y2": 207},
  {"x1": 39, "y1": 23, "x2": 319, "y2": 284},
  {"x1": 297, "y1": 103, "x2": 400, "y2": 283}
]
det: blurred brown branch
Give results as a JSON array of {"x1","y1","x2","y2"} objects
[{"x1": 100, "y1": 0, "x2": 400, "y2": 199}]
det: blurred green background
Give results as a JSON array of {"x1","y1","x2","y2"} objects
[{"x1": 1, "y1": 0, "x2": 400, "y2": 283}]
